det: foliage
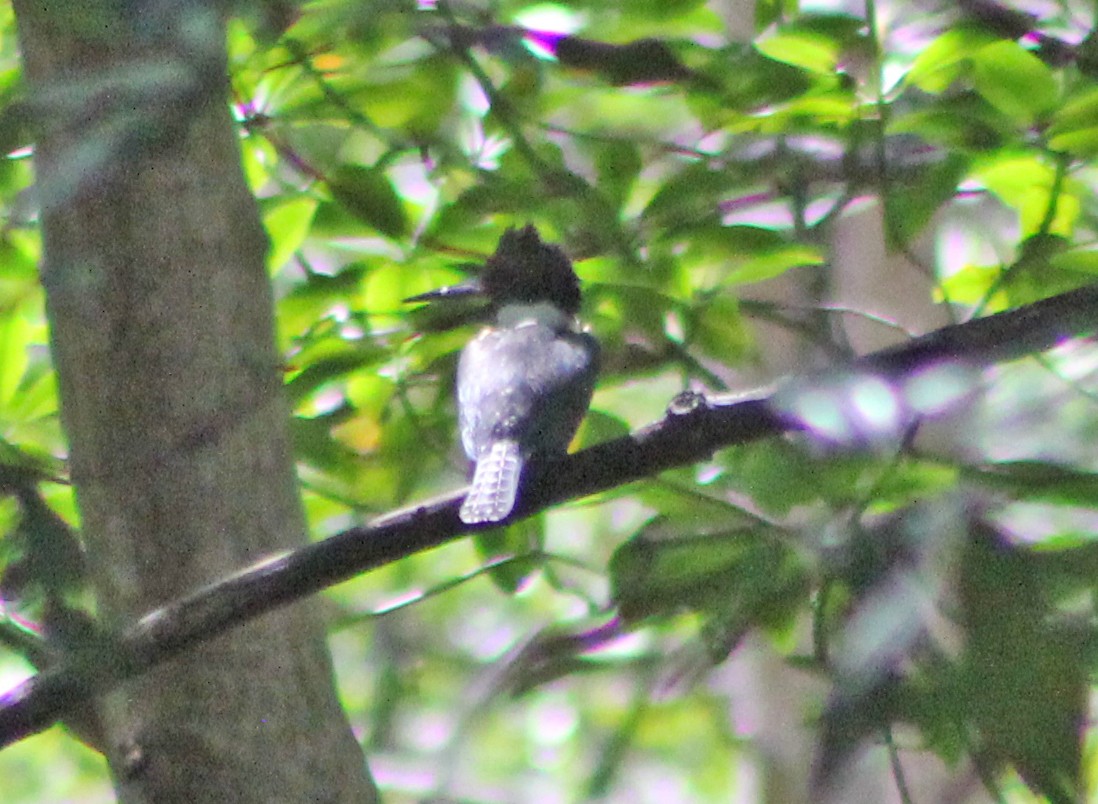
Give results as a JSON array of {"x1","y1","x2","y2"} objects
[{"x1": 4, "y1": 0, "x2": 1098, "y2": 801}]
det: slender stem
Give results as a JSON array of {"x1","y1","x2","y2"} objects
[{"x1": 884, "y1": 724, "x2": 915, "y2": 804}]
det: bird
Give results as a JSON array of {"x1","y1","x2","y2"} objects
[{"x1": 410, "y1": 225, "x2": 599, "y2": 524}]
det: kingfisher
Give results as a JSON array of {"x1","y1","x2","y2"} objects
[{"x1": 409, "y1": 226, "x2": 599, "y2": 524}]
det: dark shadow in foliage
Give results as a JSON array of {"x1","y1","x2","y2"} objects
[
  {"x1": 814, "y1": 504, "x2": 1088, "y2": 804},
  {"x1": 610, "y1": 514, "x2": 809, "y2": 663},
  {"x1": 960, "y1": 521, "x2": 1086, "y2": 804},
  {"x1": 813, "y1": 500, "x2": 965, "y2": 791}
]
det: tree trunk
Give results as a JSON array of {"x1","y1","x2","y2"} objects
[{"x1": 12, "y1": 3, "x2": 377, "y2": 801}]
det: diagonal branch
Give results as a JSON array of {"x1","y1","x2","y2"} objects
[{"x1": 2, "y1": 282, "x2": 1098, "y2": 749}]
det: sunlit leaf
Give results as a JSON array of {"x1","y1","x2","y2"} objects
[
  {"x1": 264, "y1": 195, "x2": 319, "y2": 272},
  {"x1": 756, "y1": 13, "x2": 866, "y2": 75},
  {"x1": 936, "y1": 263, "x2": 1004, "y2": 307},
  {"x1": 756, "y1": 30, "x2": 841, "y2": 75},
  {"x1": 971, "y1": 153, "x2": 1079, "y2": 238},
  {"x1": 906, "y1": 25, "x2": 998, "y2": 94},
  {"x1": 970, "y1": 41, "x2": 1057, "y2": 125},
  {"x1": 0, "y1": 309, "x2": 30, "y2": 411},
  {"x1": 1047, "y1": 86, "x2": 1098, "y2": 155}
]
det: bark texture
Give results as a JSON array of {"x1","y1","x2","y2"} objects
[{"x1": 12, "y1": 3, "x2": 377, "y2": 801}]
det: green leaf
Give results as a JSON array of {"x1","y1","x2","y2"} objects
[
  {"x1": 906, "y1": 26, "x2": 998, "y2": 94},
  {"x1": 936, "y1": 263, "x2": 1004, "y2": 307},
  {"x1": 732, "y1": 243, "x2": 825, "y2": 284},
  {"x1": 755, "y1": 0, "x2": 800, "y2": 31},
  {"x1": 328, "y1": 164, "x2": 408, "y2": 239},
  {"x1": 755, "y1": 14, "x2": 866, "y2": 74},
  {"x1": 0, "y1": 307, "x2": 31, "y2": 411},
  {"x1": 966, "y1": 461, "x2": 1098, "y2": 507},
  {"x1": 278, "y1": 263, "x2": 368, "y2": 341},
  {"x1": 756, "y1": 29, "x2": 841, "y2": 74},
  {"x1": 618, "y1": 0, "x2": 708, "y2": 21},
  {"x1": 1076, "y1": 30, "x2": 1098, "y2": 78},
  {"x1": 1049, "y1": 248, "x2": 1098, "y2": 276},
  {"x1": 474, "y1": 518, "x2": 544, "y2": 594},
  {"x1": 592, "y1": 138, "x2": 642, "y2": 211},
  {"x1": 360, "y1": 261, "x2": 452, "y2": 329},
  {"x1": 970, "y1": 41, "x2": 1057, "y2": 125},
  {"x1": 1047, "y1": 86, "x2": 1098, "y2": 156},
  {"x1": 552, "y1": 36, "x2": 692, "y2": 85},
  {"x1": 1046, "y1": 125, "x2": 1098, "y2": 157},
  {"x1": 687, "y1": 45, "x2": 812, "y2": 123},
  {"x1": 263, "y1": 196, "x2": 318, "y2": 273},
  {"x1": 972, "y1": 153, "x2": 1079, "y2": 238},
  {"x1": 683, "y1": 225, "x2": 824, "y2": 288},
  {"x1": 884, "y1": 154, "x2": 970, "y2": 247},
  {"x1": 642, "y1": 161, "x2": 738, "y2": 228},
  {"x1": 611, "y1": 519, "x2": 808, "y2": 663},
  {"x1": 286, "y1": 345, "x2": 386, "y2": 407},
  {"x1": 961, "y1": 525, "x2": 1084, "y2": 804},
  {"x1": 291, "y1": 408, "x2": 361, "y2": 478},
  {"x1": 888, "y1": 94, "x2": 1007, "y2": 150},
  {"x1": 1, "y1": 364, "x2": 57, "y2": 424},
  {"x1": 572, "y1": 409, "x2": 630, "y2": 450},
  {"x1": 0, "y1": 437, "x2": 63, "y2": 488},
  {"x1": 610, "y1": 524, "x2": 746, "y2": 618},
  {"x1": 5, "y1": 489, "x2": 85, "y2": 601},
  {"x1": 690, "y1": 295, "x2": 751, "y2": 364}
]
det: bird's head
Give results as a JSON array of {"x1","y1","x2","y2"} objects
[{"x1": 405, "y1": 225, "x2": 582, "y2": 321}]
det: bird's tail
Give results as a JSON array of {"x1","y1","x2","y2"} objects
[{"x1": 460, "y1": 440, "x2": 522, "y2": 524}]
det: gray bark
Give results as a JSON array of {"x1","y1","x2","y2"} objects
[{"x1": 12, "y1": 2, "x2": 377, "y2": 801}]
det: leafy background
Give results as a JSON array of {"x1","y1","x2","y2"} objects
[{"x1": 4, "y1": 0, "x2": 1098, "y2": 801}]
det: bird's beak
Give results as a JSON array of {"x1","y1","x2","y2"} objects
[{"x1": 403, "y1": 281, "x2": 485, "y2": 305}]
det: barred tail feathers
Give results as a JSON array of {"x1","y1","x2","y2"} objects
[{"x1": 460, "y1": 440, "x2": 523, "y2": 524}]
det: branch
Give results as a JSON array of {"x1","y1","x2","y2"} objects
[
  {"x1": 425, "y1": 22, "x2": 692, "y2": 86},
  {"x1": 3, "y1": 283, "x2": 1098, "y2": 748},
  {"x1": 958, "y1": 0, "x2": 1077, "y2": 67}
]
